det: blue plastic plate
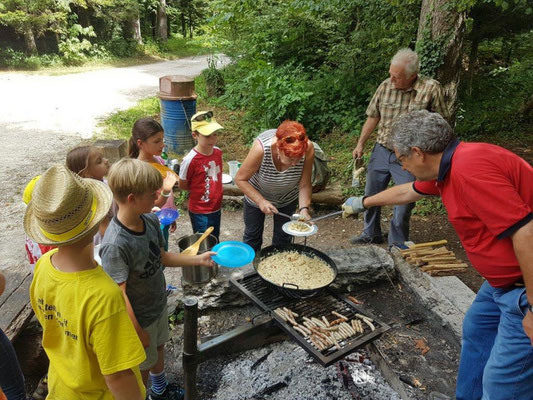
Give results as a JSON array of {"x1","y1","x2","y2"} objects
[
  {"x1": 212, "y1": 241, "x2": 255, "y2": 268},
  {"x1": 156, "y1": 209, "x2": 180, "y2": 225}
]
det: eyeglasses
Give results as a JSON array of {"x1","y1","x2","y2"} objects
[
  {"x1": 283, "y1": 133, "x2": 306, "y2": 144},
  {"x1": 389, "y1": 152, "x2": 408, "y2": 166},
  {"x1": 193, "y1": 111, "x2": 213, "y2": 123}
]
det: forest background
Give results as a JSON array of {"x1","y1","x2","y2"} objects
[{"x1": 1, "y1": 0, "x2": 532, "y2": 200}]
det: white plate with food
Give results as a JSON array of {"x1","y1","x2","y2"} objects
[
  {"x1": 222, "y1": 173, "x2": 233, "y2": 184},
  {"x1": 282, "y1": 220, "x2": 318, "y2": 237}
]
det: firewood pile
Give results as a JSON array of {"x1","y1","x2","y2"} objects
[{"x1": 400, "y1": 240, "x2": 468, "y2": 276}]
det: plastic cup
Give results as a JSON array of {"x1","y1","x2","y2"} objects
[{"x1": 228, "y1": 160, "x2": 240, "y2": 179}]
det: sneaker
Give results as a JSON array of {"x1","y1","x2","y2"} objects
[
  {"x1": 390, "y1": 243, "x2": 409, "y2": 250},
  {"x1": 149, "y1": 383, "x2": 185, "y2": 400},
  {"x1": 349, "y1": 234, "x2": 384, "y2": 245}
]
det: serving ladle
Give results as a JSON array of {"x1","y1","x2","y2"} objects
[{"x1": 276, "y1": 211, "x2": 304, "y2": 221}]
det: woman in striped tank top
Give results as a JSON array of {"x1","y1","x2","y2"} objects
[{"x1": 235, "y1": 121, "x2": 315, "y2": 251}]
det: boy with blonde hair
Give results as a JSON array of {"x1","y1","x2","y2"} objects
[
  {"x1": 24, "y1": 165, "x2": 146, "y2": 400},
  {"x1": 100, "y1": 158, "x2": 215, "y2": 400}
]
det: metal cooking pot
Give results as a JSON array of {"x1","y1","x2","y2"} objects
[
  {"x1": 178, "y1": 233, "x2": 218, "y2": 284},
  {"x1": 253, "y1": 243, "x2": 338, "y2": 299}
]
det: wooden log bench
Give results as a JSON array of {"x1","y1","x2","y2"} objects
[
  {"x1": 0, "y1": 269, "x2": 34, "y2": 341},
  {"x1": 222, "y1": 182, "x2": 345, "y2": 206}
]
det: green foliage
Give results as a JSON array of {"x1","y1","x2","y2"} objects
[
  {"x1": 416, "y1": 29, "x2": 449, "y2": 78},
  {"x1": 0, "y1": 48, "x2": 60, "y2": 69},
  {"x1": 168, "y1": 308, "x2": 184, "y2": 329},
  {"x1": 0, "y1": 0, "x2": 68, "y2": 36},
  {"x1": 210, "y1": 0, "x2": 420, "y2": 138},
  {"x1": 58, "y1": 24, "x2": 99, "y2": 65},
  {"x1": 202, "y1": 55, "x2": 225, "y2": 97},
  {"x1": 412, "y1": 197, "x2": 447, "y2": 216},
  {"x1": 456, "y1": 32, "x2": 533, "y2": 140},
  {"x1": 173, "y1": 189, "x2": 189, "y2": 209}
]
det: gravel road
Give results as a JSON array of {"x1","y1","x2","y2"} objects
[{"x1": 0, "y1": 55, "x2": 227, "y2": 281}]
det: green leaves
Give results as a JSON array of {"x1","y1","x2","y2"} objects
[{"x1": 210, "y1": 0, "x2": 419, "y2": 137}]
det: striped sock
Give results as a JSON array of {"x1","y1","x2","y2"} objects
[{"x1": 150, "y1": 371, "x2": 168, "y2": 396}]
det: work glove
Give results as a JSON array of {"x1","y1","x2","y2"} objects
[{"x1": 342, "y1": 196, "x2": 366, "y2": 218}]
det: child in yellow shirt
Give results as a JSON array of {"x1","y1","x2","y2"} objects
[{"x1": 24, "y1": 165, "x2": 146, "y2": 400}]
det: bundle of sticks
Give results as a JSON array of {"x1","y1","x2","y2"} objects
[
  {"x1": 400, "y1": 240, "x2": 467, "y2": 276},
  {"x1": 273, "y1": 307, "x2": 375, "y2": 352}
]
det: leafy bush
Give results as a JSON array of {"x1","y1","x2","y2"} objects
[
  {"x1": 59, "y1": 24, "x2": 98, "y2": 66},
  {"x1": 202, "y1": 56, "x2": 225, "y2": 98},
  {"x1": 456, "y1": 33, "x2": 533, "y2": 141},
  {"x1": 210, "y1": 0, "x2": 420, "y2": 139},
  {"x1": 0, "y1": 48, "x2": 60, "y2": 70}
]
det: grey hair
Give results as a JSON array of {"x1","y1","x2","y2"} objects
[
  {"x1": 391, "y1": 48, "x2": 419, "y2": 77},
  {"x1": 391, "y1": 110, "x2": 455, "y2": 156}
]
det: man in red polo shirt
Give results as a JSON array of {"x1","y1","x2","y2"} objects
[{"x1": 342, "y1": 110, "x2": 533, "y2": 400}]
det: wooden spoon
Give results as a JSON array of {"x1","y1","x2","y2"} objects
[{"x1": 181, "y1": 227, "x2": 214, "y2": 256}]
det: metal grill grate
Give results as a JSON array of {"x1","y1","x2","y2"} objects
[{"x1": 231, "y1": 272, "x2": 390, "y2": 367}]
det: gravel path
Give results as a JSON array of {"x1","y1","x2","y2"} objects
[{"x1": 0, "y1": 55, "x2": 227, "y2": 281}]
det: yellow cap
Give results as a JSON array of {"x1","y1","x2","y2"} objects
[
  {"x1": 191, "y1": 111, "x2": 224, "y2": 136},
  {"x1": 23, "y1": 176, "x2": 41, "y2": 205}
]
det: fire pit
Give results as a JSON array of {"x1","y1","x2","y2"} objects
[
  {"x1": 232, "y1": 272, "x2": 390, "y2": 366},
  {"x1": 182, "y1": 270, "x2": 390, "y2": 399}
]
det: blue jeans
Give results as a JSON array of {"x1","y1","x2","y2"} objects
[
  {"x1": 363, "y1": 144, "x2": 415, "y2": 246},
  {"x1": 0, "y1": 328, "x2": 26, "y2": 400},
  {"x1": 189, "y1": 210, "x2": 221, "y2": 241},
  {"x1": 456, "y1": 281, "x2": 533, "y2": 400}
]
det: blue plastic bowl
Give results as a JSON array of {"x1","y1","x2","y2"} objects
[{"x1": 156, "y1": 209, "x2": 180, "y2": 225}]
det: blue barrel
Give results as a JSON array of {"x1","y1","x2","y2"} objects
[{"x1": 160, "y1": 98, "x2": 196, "y2": 154}]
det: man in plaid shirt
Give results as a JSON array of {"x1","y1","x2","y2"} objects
[{"x1": 351, "y1": 48, "x2": 449, "y2": 247}]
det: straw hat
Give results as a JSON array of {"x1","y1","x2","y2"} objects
[
  {"x1": 24, "y1": 165, "x2": 113, "y2": 246},
  {"x1": 22, "y1": 175, "x2": 41, "y2": 205}
]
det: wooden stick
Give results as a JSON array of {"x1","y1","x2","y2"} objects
[
  {"x1": 405, "y1": 247, "x2": 449, "y2": 255},
  {"x1": 419, "y1": 256, "x2": 458, "y2": 263},
  {"x1": 422, "y1": 263, "x2": 468, "y2": 271},
  {"x1": 408, "y1": 240, "x2": 448, "y2": 249},
  {"x1": 421, "y1": 252, "x2": 455, "y2": 259},
  {"x1": 428, "y1": 269, "x2": 467, "y2": 276},
  {"x1": 421, "y1": 259, "x2": 460, "y2": 265}
]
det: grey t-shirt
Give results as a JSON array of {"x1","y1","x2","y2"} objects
[{"x1": 100, "y1": 213, "x2": 167, "y2": 328}]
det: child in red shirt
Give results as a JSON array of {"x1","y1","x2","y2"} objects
[{"x1": 179, "y1": 111, "x2": 224, "y2": 240}]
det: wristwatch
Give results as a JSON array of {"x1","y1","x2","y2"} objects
[{"x1": 299, "y1": 206, "x2": 310, "y2": 212}]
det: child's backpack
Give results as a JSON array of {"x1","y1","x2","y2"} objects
[{"x1": 311, "y1": 141, "x2": 331, "y2": 192}]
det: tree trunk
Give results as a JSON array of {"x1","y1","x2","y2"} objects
[
  {"x1": 156, "y1": 0, "x2": 168, "y2": 41},
  {"x1": 467, "y1": 31, "x2": 479, "y2": 96},
  {"x1": 189, "y1": 10, "x2": 193, "y2": 38},
  {"x1": 127, "y1": 16, "x2": 143, "y2": 45},
  {"x1": 416, "y1": 0, "x2": 467, "y2": 125},
  {"x1": 23, "y1": 25, "x2": 38, "y2": 55},
  {"x1": 181, "y1": 12, "x2": 186, "y2": 37}
]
